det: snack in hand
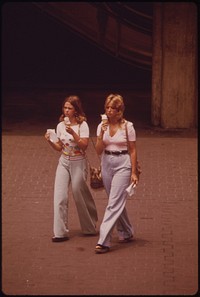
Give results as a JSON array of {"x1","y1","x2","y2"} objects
[
  {"x1": 47, "y1": 129, "x2": 58, "y2": 143},
  {"x1": 101, "y1": 114, "x2": 108, "y2": 123},
  {"x1": 64, "y1": 117, "x2": 70, "y2": 125}
]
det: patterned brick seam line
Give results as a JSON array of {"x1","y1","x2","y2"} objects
[{"x1": 161, "y1": 205, "x2": 176, "y2": 294}]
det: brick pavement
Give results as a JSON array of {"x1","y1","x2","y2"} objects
[{"x1": 2, "y1": 122, "x2": 198, "y2": 295}]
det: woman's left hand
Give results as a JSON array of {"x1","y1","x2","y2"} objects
[
  {"x1": 65, "y1": 125, "x2": 74, "y2": 135},
  {"x1": 131, "y1": 173, "x2": 139, "y2": 186}
]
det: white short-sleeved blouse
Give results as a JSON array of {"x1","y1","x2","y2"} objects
[
  {"x1": 97, "y1": 121, "x2": 136, "y2": 151},
  {"x1": 56, "y1": 121, "x2": 89, "y2": 156}
]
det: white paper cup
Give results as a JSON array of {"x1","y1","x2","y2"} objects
[{"x1": 47, "y1": 129, "x2": 55, "y2": 133}]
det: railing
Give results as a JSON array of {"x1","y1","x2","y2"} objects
[{"x1": 33, "y1": 2, "x2": 152, "y2": 70}]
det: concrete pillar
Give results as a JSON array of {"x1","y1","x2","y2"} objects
[
  {"x1": 151, "y1": 3, "x2": 162, "y2": 126},
  {"x1": 152, "y1": 2, "x2": 197, "y2": 128}
]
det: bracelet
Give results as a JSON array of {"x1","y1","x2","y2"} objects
[{"x1": 97, "y1": 136, "x2": 103, "y2": 141}]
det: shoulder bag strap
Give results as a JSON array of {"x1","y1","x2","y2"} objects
[
  {"x1": 125, "y1": 120, "x2": 130, "y2": 152},
  {"x1": 125, "y1": 121, "x2": 141, "y2": 176}
]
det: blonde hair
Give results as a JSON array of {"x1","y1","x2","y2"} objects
[{"x1": 104, "y1": 94, "x2": 125, "y2": 123}]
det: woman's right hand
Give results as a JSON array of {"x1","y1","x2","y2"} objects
[
  {"x1": 44, "y1": 132, "x2": 50, "y2": 142},
  {"x1": 101, "y1": 121, "x2": 108, "y2": 132},
  {"x1": 44, "y1": 132, "x2": 62, "y2": 151}
]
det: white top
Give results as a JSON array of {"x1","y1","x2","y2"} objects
[
  {"x1": 56, "y1": 121, "x2": 89, "y2": 156},
  {"x1": 97, "y1": 121, "x2": 136, "y2": 151}
]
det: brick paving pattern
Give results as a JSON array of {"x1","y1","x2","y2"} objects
[
  {"x1": 2, "y1": 128, "x2": 198, "y2": 295},
  {"x1": 2, "y1": 88, "x2": 198, "y2": 295}
]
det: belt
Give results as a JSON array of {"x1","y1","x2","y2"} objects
[
  {"x1": 62, "y1": 153, "x2": 85, "y2": 160},
  {"x1": 104, "y1": 150, "x2": 128, "y2": 156}
]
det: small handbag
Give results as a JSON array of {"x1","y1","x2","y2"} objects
[
  {"x1": 88, "y1": 137, "x2": 104, "y2": 189},
  {"x1": 90, "y1": 166, "x2": 104, "y2": 189}
]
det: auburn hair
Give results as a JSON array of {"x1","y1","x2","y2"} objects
[{"x1": 59, "y1": 95, "x2": 86, "y2": 124}]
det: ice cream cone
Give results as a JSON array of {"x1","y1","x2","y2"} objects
[
  {"x1": 64, "y1": 117, "x2": 70, "y2": 125},
  {"x1": 101, "y1": 114, "x2": 108, "y2": 123}
]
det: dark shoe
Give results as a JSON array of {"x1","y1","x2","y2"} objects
[
  {"x1": 52, "y1": 236, "x2": 69, "y2": 242},
  {"x1": 119, "y1": 235, "x2": 134, "y2": 243},
  {"x1": 83, "y1": 231, "x2": 99, "y2": 236},
  {"x1": 95, "y1": 244, "x2": 110, "y2": 254}
]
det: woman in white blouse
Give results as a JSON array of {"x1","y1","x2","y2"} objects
[
  {"x1": 95, "y1": 94, "x2": 139, "y2": 253},
  {"x1": 45, "y1": 95, "x2": 98, "y2": 242}
]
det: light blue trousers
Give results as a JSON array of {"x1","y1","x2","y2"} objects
[
  {"x1": 53, "y1": 154, "x2": 98, "y2": 237},
  {"x1": 97, "y1": 153, "x2": 134, "y2": 247}
]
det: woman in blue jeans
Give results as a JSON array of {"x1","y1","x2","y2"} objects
[
  {"x1": 95, "y1": 94, "x2": 139, "y2": 253},
  {"x1": 45, "y1": 95, "x2": 98, "y2": 242}
]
